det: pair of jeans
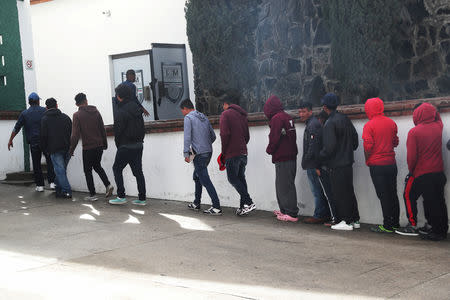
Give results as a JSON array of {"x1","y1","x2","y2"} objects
[
  {"x1": 225, "y1": 155, "x2": 253, "y2": 208},
  {"x1": 404, "y1": 172, "x2": 448, "y2": 235},
  {"x1": 369, "y1": 164, "x2": 400, "y2": 228},
  {"x1": 30, "y1": 144, "x2": 55, "y2": 186},
  {"x1": 306, "y1": 168, "x2": 334, "y2": 219},
  {"x1": 113, "y1": 145, "x2": 146, "y2": 200},
  {"x1": 50, "y1": 151, "x2": 71, "y2": 195},
  {"x1": 329, "y1": 165, "x2": 359, "y2": 223},
  {"x1": 193, "y1": 153, "x2": 221, "y2": 209},
  {"x1": 83, "y1": 147, "x2": 111, "y2": 196},
  {"x1": 275, "y1": 160, "x2": 298, "y2": 218}
]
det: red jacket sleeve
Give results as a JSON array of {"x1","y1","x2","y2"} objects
[
  {"x1": 220, "y1": 113, "x2": 230, "y2": 157},
  {"x1": 362, "y1": 122, "x2": 374, "y2": 154},
  {"x1": 406, "y1": 129, "x2": 418, "y2": 175},
  {"x1": 266, "y1": 116, "x2": 282, "y2": 155},
  {"x1": 393, "y1": 122, "x2": 399, "y2": 148}
]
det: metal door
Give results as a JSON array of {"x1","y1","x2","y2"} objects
[{"x1": 150, "y1": 44, "x2": 189, "y2": 120}]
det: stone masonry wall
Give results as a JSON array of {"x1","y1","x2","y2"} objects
[{"x1": 188, "y1": 0, "x2": 450, "y2": 115}]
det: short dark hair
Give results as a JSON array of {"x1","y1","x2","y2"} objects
[
  {"x1": 299, "y1": 102, "x2": 312, "y2": 111},
  {"x1": 75, "y1": 93, "x2": 87, "y2": 105},
  {"x1": 180, "y1": 99, "x2": 194, "y2": 109},
  {"x1": 115, "y1": 83, "x2": 132, "y2": 100},
  {"x1": 222, "y1": 94, "x2": 240, "y2": 105},
  {"x1": 45, "y1": 98, "x2": 57, "y2": 109},
  {"x1": 126, "y1": 69, "x2": 135, "y2": 76},
  {"x1": 317, "y1": 110, "x2": 329, "y2": 122},
  {"x1": 28, "y1": 99, "x2": 39, "y2": 106},
  {"x1": 413, "y1": 102, "x2": 423, "y2": 110}
]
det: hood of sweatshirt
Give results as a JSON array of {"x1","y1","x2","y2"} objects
[
  {"x1": 188, "y1": 110, "x2": 208, "y2": 122},
  {"x1": 364, "y1": 97, "x2": 384, "y2": 120},
  {"x1": 413, "y1": 102, "x2": 437, "y2": 125},
  {"x1": 263, "y1": 95, "x2": 283, "y2": 120},
  {"x1": 45, "y1": 108, "x2": 62, "y2": 117},
  {"x1": 228, "y1": 104, "x2": 248, "y2": 117},
  {"x1": 79, "y1": 105, "x2": 98, "y2": 114}
]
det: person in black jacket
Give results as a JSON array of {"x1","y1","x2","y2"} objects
[
  {"x1": 319, "y1": 93, "x2": 360, "y2": 231},
  {"x1": 109, "y1": 83, "x2": 147, "y2": 206},
  {"x1": 40, "y1": 98, "x2": 72, "y2": 198},
  {"x1": 299, "y1": 102, "x2": 336, "y2": 225}
]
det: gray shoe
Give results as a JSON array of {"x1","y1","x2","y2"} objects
[
  {"x1": 84, "y1": 195, "x2": 98, "y2": 201},
  {"x1": 105, "y1": 185, "x2": 114, "y2": 198}
]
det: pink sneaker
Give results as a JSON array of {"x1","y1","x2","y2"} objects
[
  {"x1": 277, "y1": 214, "x2": 298, "y2": 222},
  {"x1": 273, "y1": 210, "x2": 283, "y2": 216}
]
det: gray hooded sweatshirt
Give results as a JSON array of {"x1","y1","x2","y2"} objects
[{"x1": 183, "y1": 110, "x2": 216, "y2": 157}]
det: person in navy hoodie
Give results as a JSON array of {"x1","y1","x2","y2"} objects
[
  {"x1": 362, "y1": 98, "x2": 400, "y2": 233},
  {"x1": 395, "y1": 103, "x2": 448, "y2": 241},
  {"x1": 263, "y1": 95, "x2": 299, "y2": 222},
  {"x1": 8, "y1": 92, "x2": 55, "y2": 192}
]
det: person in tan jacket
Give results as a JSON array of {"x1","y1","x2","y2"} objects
[{"x1": 69, "y1": 93, "x2": 114, "y2": 201}]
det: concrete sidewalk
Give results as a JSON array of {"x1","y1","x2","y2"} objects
[{"x1": 0, "y1": 184, "x2": 448, "y2": 299}]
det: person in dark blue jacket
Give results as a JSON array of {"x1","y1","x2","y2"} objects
[
  {"x1": 8, "y1": 92, "x2": 55, "y2": 192},
  {"x1": 122, "y1": 69, "x2": 150, "y2": 117}
]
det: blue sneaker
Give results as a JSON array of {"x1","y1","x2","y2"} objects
[
  {"x1": 109, "y1": 197, "x2": 127, "y2": 205},
  {"x1": 132, "y1": 199, "x2": 147, "y2": 206}
]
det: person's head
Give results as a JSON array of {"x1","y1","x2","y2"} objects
[
  {"x1": 321, "y1": 93, "x2": 339, "y2": 115},
  {"x1": 179, "y1": 99, "x2": 195, "y2": 116},
  {"x1": 115, "y1": 83, "x2": 132, "y2": 102},
  {"x1": 28, "y1": 92, "x2": 40, "y2": 106},
  {"x1": 298, "y1": 101, "x2": 313, "y2": 122},
  {"x1": 74, "y1": 93, "x2": 88, "y2": 106},
  {"x1": 317, "y1": 110, "x2": 329, "y2": 125},
  {"x1": 222, "y1": 94, "x2": 239, "y2": 111},
  {"x1": 45, "y1": 98, "x2": 57, "y2": 109},
  {"x1": 126, "y1": 69, "x2": 136, "y2": 82}
]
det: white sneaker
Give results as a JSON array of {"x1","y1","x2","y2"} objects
[
  {"x1": 352, "y1": 221, "x2": 361, "y2": 229},
  {"x1": 331, "y1": 221, "x2": 353, "y2": 231},
  {"x1": 35, "y1": 186, "x2": 44, "y2": 192},
  {"x1": 49, "y1": 183, "x2": 56, "y2": 190}
]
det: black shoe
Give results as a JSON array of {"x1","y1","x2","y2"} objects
[
  {"x1": 188, "y1": 203, "x2": 200, "y2": 211},
  {"x1": 56, "y1": 193, "x2": 72, "y2": 199},
  {"x1": 395, "y1": 224, "x2": 419, "y2": 236},
  {"x1": 418, "y1": 223, "x2": 432, "y2": 235},
  {"x1": 420, "y1": 232, "x2": 447, "y2": 241}
]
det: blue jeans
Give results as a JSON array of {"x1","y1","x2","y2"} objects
[
  {"x1": 193, "y1": 153, "x2": 220, "y2": 209},
  {"x1": 50, "y1": 151, "x2": 71, "y2": 195},
  {"x1": 306, "y1": 168, "x2": 333, "y2": 219},
  {"x1": 226, "y1": 155, "x2": 253, "y2": 208},
  {"x1": 113, "y1": 145, "x2": 146, "y2": 200}
]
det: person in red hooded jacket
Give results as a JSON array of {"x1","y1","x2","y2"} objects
[
  {"x1": 362, "y1": 98, "x2": 400, "y2": 233},
  {"x1": 263, "y1": 95, "x2": 299, "y2": 222},
  {"x1": 395, "y1": 103, "x2": 448, "y2": 241}
]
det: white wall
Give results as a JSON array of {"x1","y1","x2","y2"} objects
[
  {"x1": 17, "y1": 0, "x2": 37, "y2": 97},
  {"x1": 31, "y1": 0, "x2": 194, "y2": 124},
  {"x1": 0, "y1": 121, "x2": 25, "y2": 180},
  {"x1": 66, "y1": 114, "x2": 450, "y2": 228}
]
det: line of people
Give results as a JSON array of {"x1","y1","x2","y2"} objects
[
  {"x1": 8, "y1": 86, "x2": 448, "y2": 241},
  {"x1": 181, "y1": 92, "x2": 448, "y2": 241}
]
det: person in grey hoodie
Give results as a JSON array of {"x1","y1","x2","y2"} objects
[{"x1": 180, "y1": 99, "x2": 222, "y2": 215}]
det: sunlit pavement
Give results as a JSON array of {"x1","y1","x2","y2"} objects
[{"x1": 0, "y1": 184, "x2": 448, "y2": 299}]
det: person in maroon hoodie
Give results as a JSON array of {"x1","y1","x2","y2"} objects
[
  {"x1": 263, "y1": 95, "x2": 299, "y2": 222},
  {"x1": 362, "y1": 98, "x2": 400, "y2": 233},
  {"x1": 395, "y1": 103, "x2": 448, "y2": 241},
  {"x1": 69, "y1": 93, "x2": 114, "y2": 201},
  {"x1": 219, "y1": 96, "x2": 256, "y2": 216}
]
